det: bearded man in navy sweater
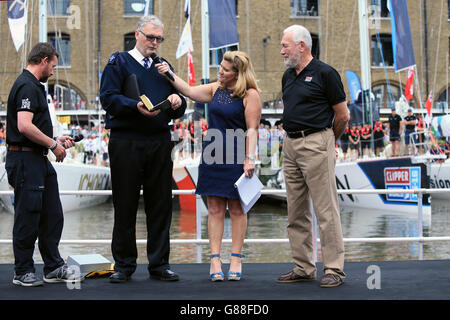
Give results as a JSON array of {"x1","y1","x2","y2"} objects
[{"x1": 100, "y1": 15, "x2": 186, "y2": 283}]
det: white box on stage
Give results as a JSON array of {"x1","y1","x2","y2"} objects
[{"x1": 67, "y1": 254, "x2": 113, "y2": 276}]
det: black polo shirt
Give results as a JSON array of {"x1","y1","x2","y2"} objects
[
  {"x1": 404, "y1": 114, "x2": 417, "y2": 131},
  {"x1": 281, "y1": 58, "x2": 346, "y2": 131},
  {"x1": 388, "y1": 114, "x2": 402, "y2": 133},
  {"x1": 6, "y1": 69, "x2": 53, "y2": 148}
]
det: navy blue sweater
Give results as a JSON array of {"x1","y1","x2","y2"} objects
[{"x1": 100, "y1": 51, "x2": 186, "y2": 140}]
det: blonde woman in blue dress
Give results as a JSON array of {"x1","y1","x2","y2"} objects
[{"x1": 156, "y1": 51, "x2": 261, "y2": 281}]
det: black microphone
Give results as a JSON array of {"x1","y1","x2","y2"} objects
[
  {"x1": 59, "y1": 134, "x2": 84, "y2": 149},
  {"x1": 72, "y1": 134, "x2": 84, "y2": 143},
  {"x1": 150, "y1": 52, "x2": 175, "y2": 81}
]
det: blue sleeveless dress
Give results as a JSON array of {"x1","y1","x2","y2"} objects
[{"x1": 196, "y1": 88, "x2": 247, "y2": 199}]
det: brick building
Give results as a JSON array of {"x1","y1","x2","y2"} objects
[{"x1": 0, "y1": 0, "x2": 448, "y2": 115}]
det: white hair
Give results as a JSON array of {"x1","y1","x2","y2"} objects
[
  {"x1": 137, "y1": 15, "x2": 164, "y2": 31},
  {"x1": 283, "y1": 25, "x2": 312, "y2": 51}
]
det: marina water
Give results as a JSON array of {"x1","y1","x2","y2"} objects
[{"x1": 0, "y1": 197, "x2": 449, "y2": 264}]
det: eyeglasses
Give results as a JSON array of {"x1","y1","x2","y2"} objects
[{"x1": 139, "y1": 30, "x2": 164, "y2": 43}]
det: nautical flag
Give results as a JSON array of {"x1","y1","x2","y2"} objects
[
  {"x1": 176, "y1": 16, "x2": 194, "y2": 59},
  {"x1": 388, "y1": 0, "x2": 416, "y2": 71},
  {"x1": 345, "y1": 70, "x2": 362, "y2": 103},
  {"x1": 425, "y1": 92, "x2": 433, "y2": 116},
  {"x1": 404, "y1": 67, "x2": 414, "y2": 101},
  {"x1": 7, "y1": 0, "x2": 28, "y2": 52},
  {"x1": 187, "y1": 49, "x2": 195, "y2": 85},
  {"x1": 208, "y1": 0, "x2": 239, "y2": 50}
]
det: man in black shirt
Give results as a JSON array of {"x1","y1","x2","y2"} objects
[
  {"x1": 403, "y1": 108, "x2": 417, "y2": 155},
  {"x1": 388, "y1": 109, "x2": 402, "y2": 156},
  {"x1": 6, "y1": 43, "x2": 76, "y2": 287},
  {"x1": 277, "y1": 25, "x2": 349, "y2": 288}
]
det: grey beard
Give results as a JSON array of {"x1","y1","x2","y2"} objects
[{"x1": 284, "y1": 54, "x2": 301, "y2": 69}]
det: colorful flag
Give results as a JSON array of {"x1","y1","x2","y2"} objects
[
  {"x1": 176, "y1": 17, "x2": 194, "y2": 59},
  {"x1": 425, "y1": 92, "x2": 433, "y2": 116},
  {"x1": 388, "y1": 0, "x2": 416, "y2": 71},
  {"x1": 7, "y1": 0, "x2": 28, "y2": 52},
  {"x1": 404, "y1": 67, "x2": 414, "y2": 101},
  {"x1": 187, "y1": 49, "x2": 195, "y2": 85}
]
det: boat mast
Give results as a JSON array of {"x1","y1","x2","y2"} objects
[
  {"x1": 201, "y1": 0, "x2": 209, "y2": 121},
  {"x1": 358, "y1": 0, "x2": 374, "y2": 151},
  {"x1": 39, "y1": 0, "x2": 47, "y2": 44},
  {"x1": 358, "y1": 0, "x2": 372, "y2": 113},
  {"x1": 39, "y1": 0, "x2": 47, "y2": 96}
]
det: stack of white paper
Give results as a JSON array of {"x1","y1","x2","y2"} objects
[{"x1": 234, "y1": 173, "x2": 264, "y2": 214}]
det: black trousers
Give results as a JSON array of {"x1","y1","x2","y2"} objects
[
  {"x1": 5, "y1": 151, "x2": 64, "y2": 276},
  {"x1": 108, "y1": 137, "x2": 174, "y2": 275}
]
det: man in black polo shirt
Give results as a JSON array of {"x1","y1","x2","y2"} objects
[
  {"x1": 6, "y1": 43, "x2": 76, "y2": 287},
  {"x1": 388, "y1": 109, "x2": 402, "y2": 156},
  {"x1": 403, "y1": 108, "x2": 417, "y2": 155},
  {"x1": 277, "y1": 25, "x2": 349, "y2": 288}
]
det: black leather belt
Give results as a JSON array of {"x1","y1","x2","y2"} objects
[
  {"x1": 8, "y1": 145, "x2": 48, "y2": 155},
  {"x1": 285, "y1": 127, "x2": 326, "y2": 139}
]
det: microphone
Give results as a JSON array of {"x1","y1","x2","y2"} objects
[
  {"x1": 150, "y1": 52, "x2": 175, "y2": 81},
  {"x1": 72, "y1": 134, "x2": 84, "y2": 143},
  {"x1": 59, "y1": 134, "x2": 84, "y2": 149}
]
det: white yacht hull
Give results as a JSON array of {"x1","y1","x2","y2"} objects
[{"x1": 0, "y1": 162, "x2": 111, "y2": 213}]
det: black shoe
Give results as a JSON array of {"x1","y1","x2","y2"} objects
[
  {"x1": 150, "y1": 269, "x2": 179, "y2": 281},
  {"x1": 109, "y1": 271, "x2": 130, "y2": 283}
]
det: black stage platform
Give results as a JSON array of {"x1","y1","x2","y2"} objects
[{"x1": 1, "y1": 260, "x2": 449, "y2": 301}]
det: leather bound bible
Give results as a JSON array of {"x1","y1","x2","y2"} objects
[{"x1": 140, "y1": 95, "x2": 172, "y2": 112}]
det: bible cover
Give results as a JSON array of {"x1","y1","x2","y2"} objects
[
  {"x1": 140, "y1": 95, "x2": 172, "y2": 112},
  {"x1": 122, "y1": 73, "x2": 140, "y2": 100}
]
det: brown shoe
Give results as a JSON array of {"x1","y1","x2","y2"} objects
[
  {"x1": 320, "y1": 273, "x2": 343, "y2": 288},
  {"x1": 277, "y1": 270, "x2": 316, "y2": 283}
]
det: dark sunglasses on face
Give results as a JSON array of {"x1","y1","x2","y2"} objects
[{"x1": 139, "y1": 30, "x2": 165, "y2": 43}]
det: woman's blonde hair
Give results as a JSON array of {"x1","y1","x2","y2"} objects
[{"x1": 220, "y1": 51, "x2": 259, "y2": 99}]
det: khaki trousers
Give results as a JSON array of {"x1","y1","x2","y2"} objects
[{"x1": 283, "y1": 128, "x2": 345, "y2": 279}]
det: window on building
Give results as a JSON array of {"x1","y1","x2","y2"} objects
[
  {"x1": 371, "y1": 34, "x2": 393, "y2": 67},
  {"x1": 372, "y1": 83, "x2": 401, "y2": 110},
  {"x1": 209, "y1": 45, "x2": 239, "y2": 67},
  {"x1": 124, "y1": 0, "x2": 153, "y2": 16},
  {"x1": 124, "y1": 33, "x2": 136, "y2": 51},
  {"x1": 48, "y1": 0, "x2": 70, "y2": 16},
  {"x1": 370, "y1": 0, "x2": 389, "y2": 18},
  {"x1": 48, "y1": 32, "x2": 71, "y2": 67},
  {"x1": 290, "y1": 0, "x2": 319, "y2": 17}
]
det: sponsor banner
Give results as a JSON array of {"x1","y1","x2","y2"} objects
[{"x1": 384, "y1": 167, "x2": 420, "y2": 202}]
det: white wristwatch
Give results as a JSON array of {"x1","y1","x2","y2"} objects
[
  {"x1": 49, "y1": 138, "x2": 57, "y2": 150},
  {"x1": 245, "y1": 154, "x2": 256, "y2": 161}
]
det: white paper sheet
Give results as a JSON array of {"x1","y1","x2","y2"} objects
[{"x1": 234, "y1": 173, "x2": 264, "y2": 214}]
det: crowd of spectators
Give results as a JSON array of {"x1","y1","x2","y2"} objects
[{"x1": 1, "y1": 110, "x2": 449, "y2": 166}]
